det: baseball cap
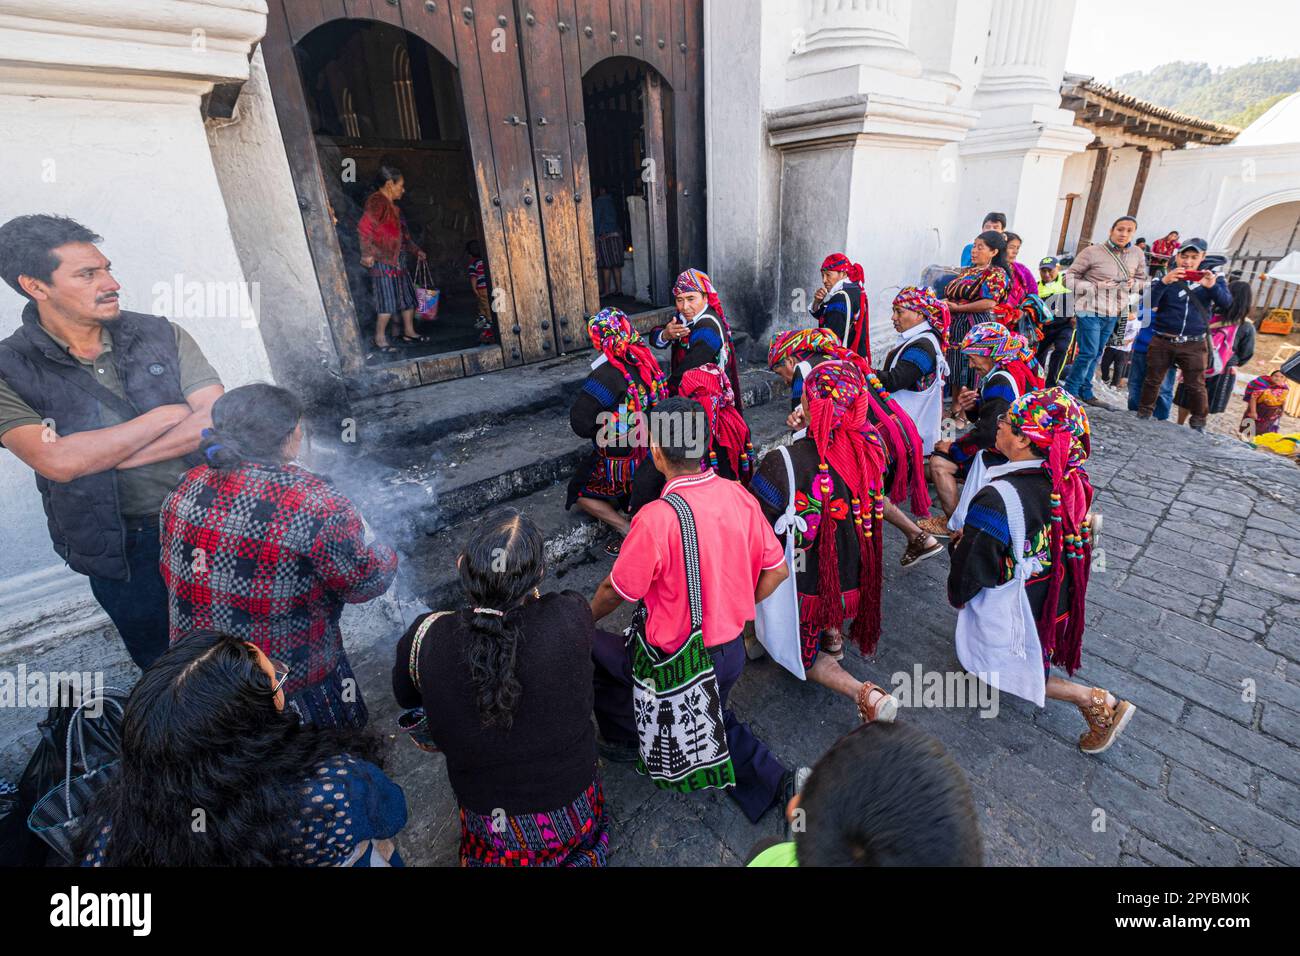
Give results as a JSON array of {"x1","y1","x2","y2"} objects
[
  {"x1": 1039, "y1": 256, "x2": 1059, "y2": 269},
  {"x1": 1182, "y1": 237, "x2": 1208, "y2": 253}
]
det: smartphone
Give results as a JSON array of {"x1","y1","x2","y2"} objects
[{"x1": 1182, "y1": 270, "x2": 1206, "y2": 282}]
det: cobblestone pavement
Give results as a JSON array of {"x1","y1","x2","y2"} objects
[{"x1": 366, "y1": 402, "x2": 1300, "y2": 867}]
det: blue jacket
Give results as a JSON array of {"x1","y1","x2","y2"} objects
[{"x1": 1149, "y1": 276, "x2": 1232, "y2": 339}]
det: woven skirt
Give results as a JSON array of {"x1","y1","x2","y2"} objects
[
  {"x1": 369, "y1": 263, "x2": 418, "y2": 315},
  {"x1": 596, "y1": 231, "x2": 625, "y2": 269},
  {"x1": 459, "y1": 779, "x2": 609, "y2": 867},
  {"x1": 565, "y1": 448, "x2": 638, "y2": 511}
]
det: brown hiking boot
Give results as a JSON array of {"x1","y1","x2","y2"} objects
[{"x1": 1078, "y1": 687, "x2": 1137, "y2": 754}]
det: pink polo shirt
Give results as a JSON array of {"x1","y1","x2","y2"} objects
[{"x1": 610, "y1": 470, "x2": 785, "y2": 652}]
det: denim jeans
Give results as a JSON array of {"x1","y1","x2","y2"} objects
[
  {"x1": 1063, "y1": 313, "x2": 1118, "y2": 400},
  {"x1": 87, "y1": 522, "x2": 171, "y2": 670},
  {"x1": 1126, "y1": 350, "x2": 1175, "y2": 421}
]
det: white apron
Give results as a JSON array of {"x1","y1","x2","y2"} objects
[
  {"x1": 887, "y1": 327, "x2": 949, "y2": 454},
  {"x1": 753, "y1": 445, "x2": 807, "y2": 680},
  {"x1": 954, "y1": 478, "x2": 1047, "y2": 707}
]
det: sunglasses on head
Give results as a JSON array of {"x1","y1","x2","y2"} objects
[{"x1": 996, "y1": 413, "x2": 1025, "y2": 436}]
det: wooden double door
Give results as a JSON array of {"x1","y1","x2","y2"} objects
[{"x1": 262, "y1": 0, "x2": 705, "y2": 396}]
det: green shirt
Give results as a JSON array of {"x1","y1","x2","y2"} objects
[
  {"x1": 746, "y1": 841, "x2": 799, "y2": 867},
  {"x1": 1037, "y1": 277, "x2": 1068, "y2": 297},
  {"x1": 0, "y1": 319, "x2": 222, "y2": 516}
]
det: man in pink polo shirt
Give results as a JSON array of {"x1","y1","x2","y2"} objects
[{"x1": 590, "y1": 397, "x2": 800, "y2": 823}]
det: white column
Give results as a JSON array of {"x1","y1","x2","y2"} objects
[
  {"x1": 972, "y1": 0, "x2": 1060, "y2": 110},
  {"x1": 956, "y1": 0, "x2": 1092, "y2": 259},
  {"x1": 791, "y1": 0, "x2": 923, "y2": 80}
]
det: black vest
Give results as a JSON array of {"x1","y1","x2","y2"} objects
[{"x1": 0, "y1": 304, "x2": 189, "y2": 580}]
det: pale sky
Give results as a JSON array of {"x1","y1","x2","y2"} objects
[{"x1": 1065, "y1": 0, "x2": 1300, "y2": 84}]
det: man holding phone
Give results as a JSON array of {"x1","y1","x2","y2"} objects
[{"x1": 1136, "y1": 237, "x2": 1232, "y2": 432}]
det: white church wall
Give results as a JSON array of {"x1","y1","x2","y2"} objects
[
  {"x1": 1052, "y1": 149, "x2": 1095, "y2": 254},
  {"x1": 1137, "y1": 143, "x2": 1300, "y2": 253},
  {"x1": 1228, "y1": 201, "x2": 1300, "y2": 252},
  {"x1": 207, "y1": 46, "x2": 345, "y2": 407}
]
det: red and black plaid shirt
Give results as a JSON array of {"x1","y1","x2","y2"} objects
[{"x1": 161, "y1": 461, "x2": 398, "y2": 695}]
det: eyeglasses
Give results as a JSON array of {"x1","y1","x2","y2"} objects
[
  {"x1": 996, "y1": 414, "x2": 1025, "y2": 436},
  {"x1": 269, "y1": 659, "x2": 290, "y2": 696}
]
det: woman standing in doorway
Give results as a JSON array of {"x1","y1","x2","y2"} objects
[{"x1": 358, "y1": 164, "x2": 429, "y2": 356}]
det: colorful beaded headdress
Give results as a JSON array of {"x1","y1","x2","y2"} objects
[
  {"x1": 802, "y1": 361, "x2": 888, "y2": 655},
  {"x1": 587, "y1": 308, "x2": 666, "y2": 415},
  {"x1": 1005, "y1": 386, "x2": 1094, "y2": 675},
  {"x1": 891, "y1": 286, "x2": 951, "y2": 352}
]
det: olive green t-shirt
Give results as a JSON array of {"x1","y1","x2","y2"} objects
[{"x1": 0, "y1": 320, "x2": 222, "y2": 516}]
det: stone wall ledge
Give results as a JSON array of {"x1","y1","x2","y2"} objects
[
  {"x1": 0, "y1": 0, "x2": 267, "y2": 91},
  {"x1": 766, "y1": 92, "x2": 980, "y2": 150}
]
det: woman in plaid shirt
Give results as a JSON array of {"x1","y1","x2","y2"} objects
[{"x1": 160, "y1": 384, "x2": 398, "y2": 728}]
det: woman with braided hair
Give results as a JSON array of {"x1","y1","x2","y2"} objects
[
  {"x1": 650, "y1": 268, "x2": 744, "y2": 405},
  {"x1": 922, "y1": 322, "x2": 1044, "y2": 538},
  {"x1": 567, "y1": 308, "x2": 667, "y2": 555},
  {"x1": 393, "y1": 510, "x2": 608, "y2": 865},
  {"x1": 768, "y1": 328, "x2": 942, "y2": 568},
  {"x1": 948, "y1": 387, "x2": 1135, "y2": 753},
  {"x1": 809, "y1": 252, "x2": 871, "y2": 361},
  {"x1": 750, "y1": 361, "x2": 899, "y2": 722}
]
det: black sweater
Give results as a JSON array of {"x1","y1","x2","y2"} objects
[{"x1": 392, "y1": 590, "x2": 598, "y2": 815}]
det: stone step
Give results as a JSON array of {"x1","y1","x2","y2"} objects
[
  {"x1": 395, "y1": 395, "x2": 797, "y2": 610},
  {"x1": 350, "y1": 331, "x2": 761, "y2": 467},
  {"x1": 329, "y1": 365, "x2": 788, "y2": 552}
]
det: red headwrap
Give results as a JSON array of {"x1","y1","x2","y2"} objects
[
  {"x1": 820, "y1": 253, "x2": 871, "y2": 361},
  {"x1": 803, "y1": 361, "x2": 889, "y2": 654},
  {"x1": 680, "y1": 364, "x2": 753, "y2": 482},
  {"x1": 1005, "y1": 388, "x2": 1094, "y2": 674},
  {"x1": 778, "y1": 333, "x2": 930, "y2": 516}
]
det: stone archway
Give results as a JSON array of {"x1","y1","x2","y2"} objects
[{"x1": 1211, "y1": 187, "x2": 1300, "y2": 251}]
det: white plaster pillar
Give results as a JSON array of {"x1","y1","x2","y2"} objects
[
  {"x1": 972, "y1": 0, "x2": 1060, "y2": 110},
  {"x1": 794, "y1": 0, "x2": 922, "y2": 77},
  {"x1": 955, "y1": 0, "x2": 1092, "y2": 261}
]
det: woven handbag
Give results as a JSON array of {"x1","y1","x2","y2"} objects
[{"x1": 625, "y1": 493, "x2": 735, "y2": 793}]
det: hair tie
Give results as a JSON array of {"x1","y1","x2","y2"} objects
[
  {"x1": 204, "y1": 443, "x2": 226, "y2": 462},
  {"x1": 472, "y1": 607, "x2": 505, "y2": 617}
]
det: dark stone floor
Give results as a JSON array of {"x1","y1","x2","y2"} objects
[{"x1": 350, "y1": 404, "x2": 1300, "y2": 866}]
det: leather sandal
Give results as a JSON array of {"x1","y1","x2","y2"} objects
[
  {"x1": 901, "y1": 531, "x2": 944, "y2": 567},
  {"x1": 856, "y1": 682, "x2": 898, "y2": 723},
  {"x1": 1078, "y1": 687, "x2": 1136, "y2": 754},
  {"x1": 821, "y1": 630, "x2": 844, "y2": 662}
]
